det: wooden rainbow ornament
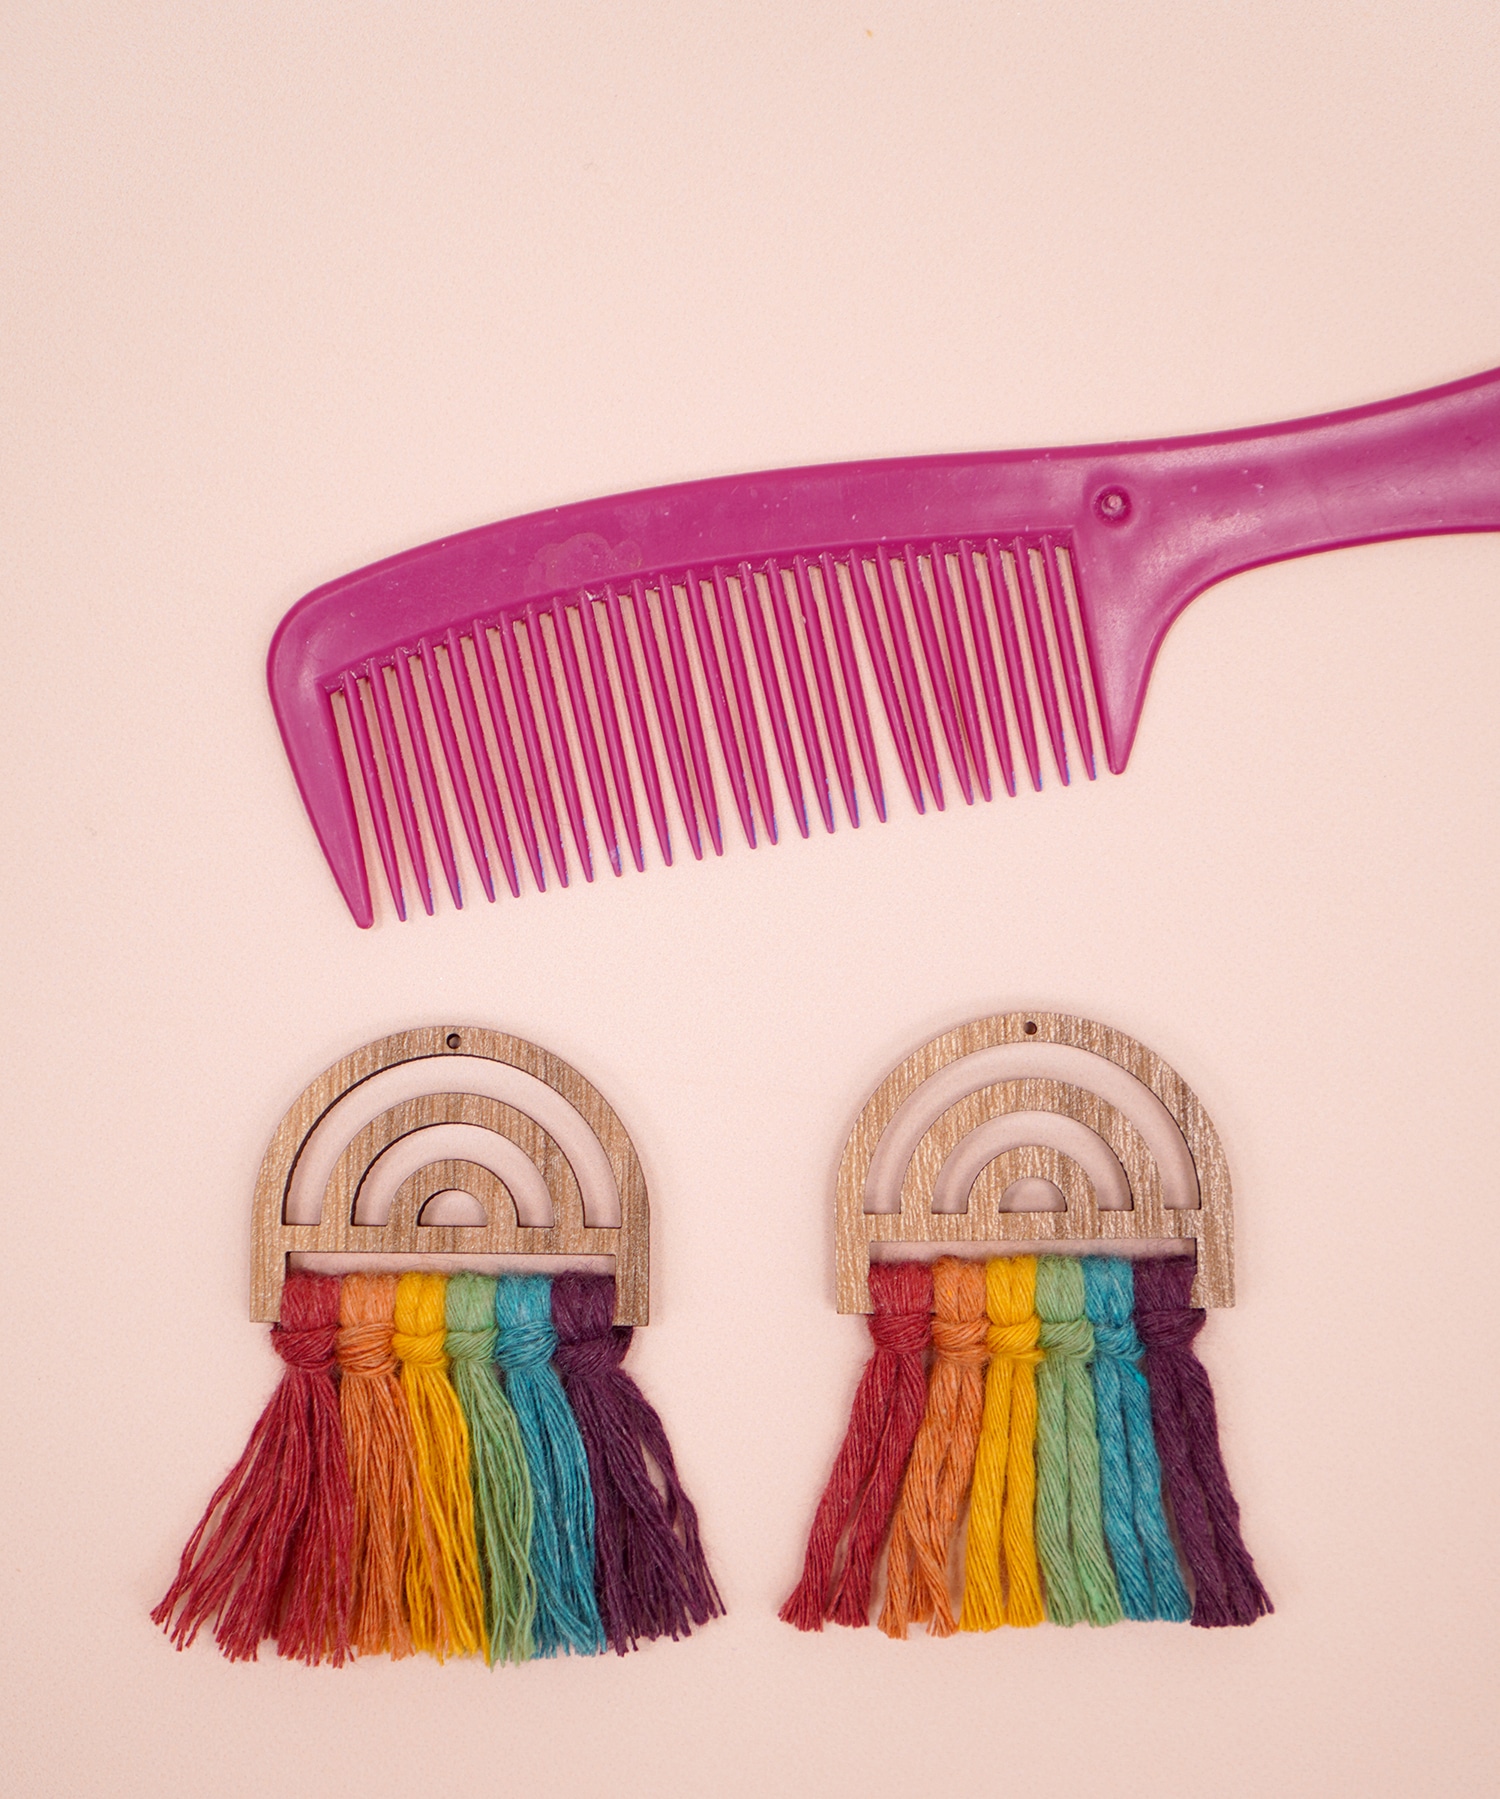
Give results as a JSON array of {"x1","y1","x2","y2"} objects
[
  {"x1": 153, "y1": 1025, "x2": 721, "y2": 1663},
  {"x1": 783, "y1": 1012, "x2": 1271, "y2": 1634}
]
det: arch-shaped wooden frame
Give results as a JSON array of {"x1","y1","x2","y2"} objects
[
  {"x1": 251, "y1": 1025, "x2": 649, "y2": 1324},
  {"x1": 836, "y1": 1012, "x2": 1233, "y2": 1313}
]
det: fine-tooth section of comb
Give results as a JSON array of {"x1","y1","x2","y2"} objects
[{"x1": 270, "y1": 367, "x2": 1500, "y2": 922}]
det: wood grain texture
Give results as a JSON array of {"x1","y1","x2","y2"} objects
[
  {"x1": 835, "y1": 1012, "x2": 1233, "y2": 1313},
  {"x1": 250, "y1": 1025, "x2": 649, "y2": 1323}
]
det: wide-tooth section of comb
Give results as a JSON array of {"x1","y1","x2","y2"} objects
[{"x1": 312, "y1": 537, "x2": 1097, "y2": 922}]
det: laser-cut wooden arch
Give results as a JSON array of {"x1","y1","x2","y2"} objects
[
  {"x1": 251, "y1": 1025, "x2": 649, "y2": 1324},
  {"x1": 836, "y1": 1012, "x2": 1233, "y2": 1314}
]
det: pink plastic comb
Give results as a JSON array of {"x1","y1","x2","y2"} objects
[{"x1": 270, "y1": 366, "x2": 1500, "y2": 925}]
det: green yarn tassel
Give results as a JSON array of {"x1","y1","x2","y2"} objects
[
  {"x1": 445, "y1": 1272, "x2": 537, "y2": 1664},
  {"x1": 1035, "y1": 1257, "x2": 1122, "y2": 1628}
]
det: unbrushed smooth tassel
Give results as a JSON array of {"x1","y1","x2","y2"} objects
[
  {"x1": 779, "y1": 1260, "x2": 933, "y2": 1631},
  {"x1": 551, "y1": 1273, "x2": 723, "y2": 1654},
  {"x1": 492, "y1": 1274, "x2": 605, "y2": 1658},
  {"x1": 1082, "y1": 1258, "x2": 1191, "y2": 1622},
  {"x1": 1134, "y1": 1257, "x2": 1272, "y2": 1628},
  {"x1": 1035, "y1": 1257, "x2": 1122, "y2": 1627},
  {"x1": 879, "y1": 1258, "x2": 988, "y2": 1638},
  {"x1": 337, "y1": 1273, "x2": 415, "y2": 1658},
  {"x1": 152, "y1": 1271, "x2": 353, "y2": 1664},
  {"x1": 960, "y1": 1256, "x2": 1045, "y2": 1631},
  {"x1": 444, "y1": 1273, "x2": 537, "y2": 1665},
  {"x1": 393, "y1": 1272, "x2": 485, "y2": 1658}
]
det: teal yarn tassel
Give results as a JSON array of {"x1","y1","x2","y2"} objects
[
  {"x1": 1082, "y1": 1258, "x2": 1192, "y2": 1623},
  {"x1": 445, "y1": 1273, "x2": 538, "y2": 1663},
  {"x1": 1035, "y1": 1257, "x2": 1122, "y2": 1627},
  {"x1": 492, "y1": 1275, "x2": 605, "y2": 1658}
]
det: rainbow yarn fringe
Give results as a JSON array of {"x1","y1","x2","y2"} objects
[
  {"x1": 783, "y1": 1253, "x2": 1271, "y2": 1633},
  {"x1": 154, "y1": 1271, "x2": 721, "y2": 1664}
]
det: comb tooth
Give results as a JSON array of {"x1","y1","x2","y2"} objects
[
  {"x1": 524, "y1": 606, "x2": 594, "y2": 881},
  {"x1": 732, "y1": 563, "x2": 808, "y2": 839},
  {"x1": 654, "y1": 576, "x2": 723, "y2": 856},
  {"x1": 419, "y1": 640, "x2": 496, "y2": 900},
  {"x1": 1010, "y1": 536, "x2": 1070, "y2": 785},
  {"x1": 875, "y1": 546, "x2": 944, "y2": 809},
  {"x1": 580, "y1": 591, "x2": 647, "y2": 872},
  {"x1": 471, "y1": 625, "x2": 547, "y2": 892},
  {"x1": 984, "y1": 539, "x2": 1043, "y2": 791},
  {"x1": 393, "y1": 650, "x2": 464, "y2": 907},
  {"x1": 684, "y1": 568, "x2": 756, "y2": 848},
  {"x1": 764, "y1": 560, "x2": 835, "y2": 833},
  {"x1": 446, "y1": 628, "x2": 521, "y2": 897},
  {"x1": 367, "y1": 662, "x2": 434, "y2": 914},
  {"x1": 549, "y1": 596, "x2": 623, "y2": 877},
  {"x1": 712, "y1": 566, "x2": 781, "y2": 842},
  {"x1": 847, "y1": 552, "x2": 923, "y2": 813},
  {"x1": 496, "y1": 620, "x2": 569, "y2": 887},
  {"x1": 957, "y1": 542, "x2": 1017, "y2": 797},
  {"x1": 929, "y1": 544, "x2": 992, "y2": 802},
  {"x1": 340, "y1": 671, "x2": 407, "y2": 921},
  {"x1": 606, "y1": 586, "x2": 672, "y2": 864},
  {"x1": 901, "y1": 543, "x2": 974, "y2": 805},
  {"x1": 814, "y1": 553, "x2": 880, "y2": 824},
  {"x1": 1041, "y1": 535, "x2": 1097, "y2": 781},
  {"x1": 629, "y1": 578, "x2": 700, "y2": 860}
]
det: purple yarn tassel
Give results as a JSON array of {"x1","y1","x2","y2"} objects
[
  {"x1": 550, "y1": 1274, "x2": 723, "y2": 1654},
  {"x1": 1133, "y1": 1258, "x2": 1272, "y2": 1628}
]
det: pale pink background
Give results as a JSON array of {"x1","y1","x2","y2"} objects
[{"x1": 4, "y1": 5, "x2": 1499, "y2": 1795}]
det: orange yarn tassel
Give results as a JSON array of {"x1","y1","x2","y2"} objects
[
  {"x1": 879, "y1": 1258, "x2": 989, "y2": 1638},
  {"x1": 337, "y1": 1273, "x2": 416, "y2": 1658}
]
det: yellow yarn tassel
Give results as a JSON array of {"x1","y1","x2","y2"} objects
[
  {"x1": 393, "y1": 1272, "x2": 485, "y2": 1659},
  {"x1": 959, "y1": 1257, "x2": 1044, "y2": 1630}
]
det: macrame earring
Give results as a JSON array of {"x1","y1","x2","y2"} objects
[
  {"x1": 152, "y1": 1024, "x2": 720, "y2": 1663},
  {"x1": 783, "y1": 1011, "x2": 1270, "y2": 1635}
]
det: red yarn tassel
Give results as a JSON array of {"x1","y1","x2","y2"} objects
[
  {"x1": 780, "y1": 1262, "x2": 933, "y2": 1631},
  {"x1": 152, "y1": 1273, "x2": 354, "y2": 1663}
]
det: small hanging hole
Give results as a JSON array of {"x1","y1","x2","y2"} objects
[
  {"x1": 1023, "y1": 1020, "x2": 1038, "y2": 1035},
  {"x1": 446, "y1": 1033, "x2": 461, "y2": 1049}
]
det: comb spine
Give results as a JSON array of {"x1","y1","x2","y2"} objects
[
  {"x1": 446, "y1": 627, "x2": 521, "y2": 897},
  {"x1": 367, "y1": 660, "x2": 434, "y2": 914},
  {"x1": 629, "y1": 578, "x2": 701, "y2": 860},
  {"x1": 393, "y1": 650, "x2": 464, "y2": 908},
  {"x1": 341, "y1": 670, "x2": 407, "y2": 921},
  {"x1": 579, "y1": 591, "x2": 647, "y2": 872},
  {"x1": 762, "y1": 560, "x2": 835, "y2": 834}
]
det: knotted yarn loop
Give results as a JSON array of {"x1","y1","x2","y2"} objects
[
  {"x1": 337, "y1": 1319, "x2": 397, "y2": 1377},
  {"x1": 1040, "y1": 1318, "x2": 1093, "y2": 1361},
  {"x1": 1135, "y1": 1307, "x2": 1205, "y2": 1353},
  {"x1": 987, "y1": 1318, "x2": 1043, "y2": 1362},
  {"x1": 391, "y1": 1327, "x2": 448, "y2": 1371},
  {"x1": 272, "y1": 1320, "x2": 338, "y2": 1371},
  {"x1": 551, "y1": 1331, "x2": 627, "y2": 1381},
  {"x1": 932, "y1": 1313, "x2": 989, "y2": 1364},
  {"x1": 492, "y1": 1316, "x2": 557, "y2": 1372},
  {"x1": 870, "y1": 1309, "x2": 930, "y2": 1355},
  {"x1": 1091, "y1": 1320, "x2": 1142, "y2": 1363},
  {"x1": 444, "y1": 1325, "x2": 497, "y2": 1366}
]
